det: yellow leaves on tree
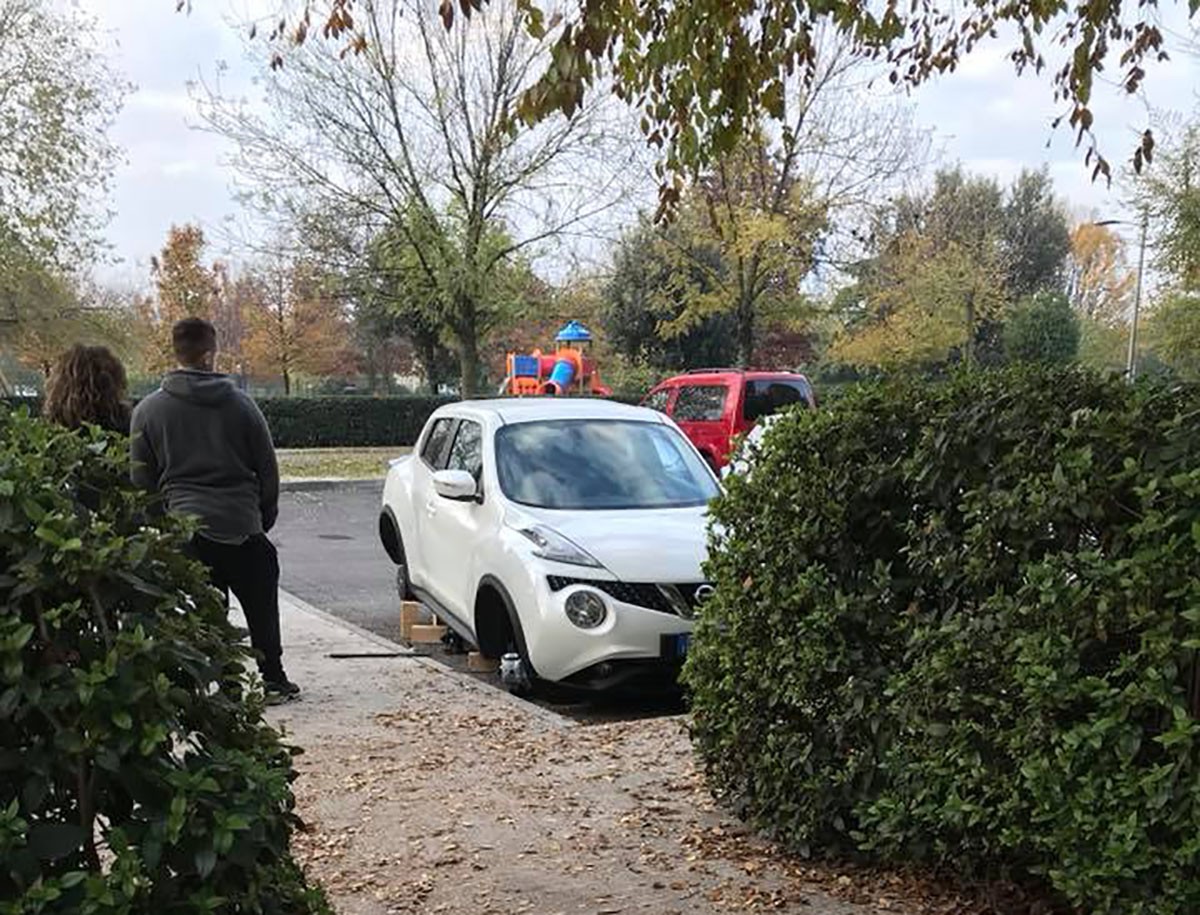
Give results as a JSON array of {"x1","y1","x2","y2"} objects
[
  {"x1": 832, "y1": 233, "x2": 1006, "y2": 371},
  {"x1": 240, "y1": 262, "x2": 353, "y2": 395},
  {"x1": 653, "y1": 135, "x2": 826, "y2": 364},
  {"x1": 145, "y1": 225, "x2": 223, "y2": 373},
  {"x1": 1066, "y1": 222, "x2": 1134, "y2": 326}
]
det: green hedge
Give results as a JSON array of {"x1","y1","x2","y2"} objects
[
  {"x1": 686, "y1": 366, "x2": 1200, "y2": 913},
  {"x1": 4, "y1": 396, "x2": 453, "y2": 448},
  {"x1": 254, "y1": 396, "x2": 454, "y2": 448}
]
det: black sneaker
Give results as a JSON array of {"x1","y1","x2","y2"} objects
[{"x1": 263, "y1": 676, "x2": 301, "y2": 704}]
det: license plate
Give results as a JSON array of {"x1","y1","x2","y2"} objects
[{"x1": 661, "y1": 633, "x2": 691, "y2": 659}]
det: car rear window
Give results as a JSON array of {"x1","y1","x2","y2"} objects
[
  {"x1": 743, "y1": 379, "x2": 814, "y2": 422},
  {"x1": 673, "y1": 384, "x2": 727, "y2": 422}
]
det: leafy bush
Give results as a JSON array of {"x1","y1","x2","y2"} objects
[
  {"x1": 1004, "y1": 291, "x2": 1081, "y2": 365},
  {"x1": 0, "y1": 411, "x2": 329, "y2": 914},
  {"x1": 687, "y1": 366, "x2": 1200, "y2": 914}
]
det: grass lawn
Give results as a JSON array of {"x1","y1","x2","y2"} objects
[{"x1": 276, "y1": 446, "x2": 410, "y2": 480}]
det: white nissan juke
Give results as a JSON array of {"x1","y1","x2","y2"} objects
[{"x1": 378, "y1": 398, "x2": 720, "y2": 692}]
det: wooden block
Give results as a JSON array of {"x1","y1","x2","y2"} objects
[
  {"x1": 467, "y1": 651, "x2": 496, "y2": 672},
  {"x1": 409, "y1": 623, "x2": 447, "y2": 644},
  {"x1": 400, "y1": 601, "x2": 430, "y2": 639}
]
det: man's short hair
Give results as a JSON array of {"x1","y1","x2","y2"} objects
[{"x1": 172, "y1": 318, "x2": 217, "y2": 367}]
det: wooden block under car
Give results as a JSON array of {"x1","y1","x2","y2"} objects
[
  {"x1": 408, "y1": 623, "x2": 448, "y2": 643},
  {"x1": 399, "y1": 601, "x2": 431, "y2": 639},
  {"x1": 467, "y1": 651, "x2": 496, "y2": 672}
]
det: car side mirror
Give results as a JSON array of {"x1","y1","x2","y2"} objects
[{"x1": 432, "y1": 469, "x2": 479, "y2": 502}]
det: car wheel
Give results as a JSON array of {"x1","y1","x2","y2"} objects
[{"x1": 393, "y1": 532, "x2": 416, "y2": 601}]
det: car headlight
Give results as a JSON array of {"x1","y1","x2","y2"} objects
[
  {"x1": 564, "y1": 590, "x2": 607, "y2": 629},
  {"x1": 514, "y1": 524, "x2": 601, "y2": 568}
]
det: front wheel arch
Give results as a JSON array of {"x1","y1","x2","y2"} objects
[{"x1": 474, "y1": 575, "x2": 536, "y2": 677}]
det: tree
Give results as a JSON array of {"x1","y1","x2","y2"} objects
[
  {"x1": 1140, "y1": 118, "x2": 1200, "y2": 292},
  {"x1": 240, "y1": 0, "x2": 1181, "y2": 206},
  {"x1": 626, "y1": 31, "x2": 924, "y2": 366},
  {"x1": 1001, "y1": 169, "x2": 1071, "y2": 301},
  {"x1": 241, "y1": 259, "x2": 354, "y2": 395},
  {"x1": 201, "y1": 0, "x2": 635, "y2": 395},
  {"x1": 0, "y1": 0, "x2": 123, "y2": 273},
  {"x1": 1066, "y1": 222, "x2": 1135, "y2": 324},
  {"x1": 0, "y1": 0, "x2": 124, "y2": 369},
  {"x1": 601, "y1": 220, "x2": 737, "y2": 372},
  {"x1": 1143, "y1": 292, "x2": 1200, "y2": 379},
  {"x1": 831, "y1": 231, "x2": 1006, "y2": 370},
  {"x1": 144, "y1": 225, "x2": 224, "y2": 372},
  {"x1": 1004, "y1": 291, "x2": 1081, "y2": 365},
  {"x1": 834, "y1": 165, "x2": 1072, "y2": 369}
]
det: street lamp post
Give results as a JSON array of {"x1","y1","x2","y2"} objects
[{"x1": 1093, "y1": 210, "x2": 1149, "y2": 381}]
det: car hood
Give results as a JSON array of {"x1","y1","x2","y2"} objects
[{"x1": 516, "y1": 505, "x2": 710, "y2": 583}]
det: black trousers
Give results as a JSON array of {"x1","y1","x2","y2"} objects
[{"x1": 190, "y1": 534, "x2": 284, "y2": 680}]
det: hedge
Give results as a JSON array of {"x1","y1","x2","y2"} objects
[
  {"x1": 4, "y1": 395, "x2": 454, "y2": 448},
  {"x1": 686, "y1": 366, "x2": 1200, "y2": 914},
  {"x1": 0, "y1": 412, "x2": 329, "y2": 912},
  {"x1": 252, "y1": 396, "x2": 454, "y2": 448}
]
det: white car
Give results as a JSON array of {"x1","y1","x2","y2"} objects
[{"x1": 378, "y1": 398, "x2": 720, "y2": 691}]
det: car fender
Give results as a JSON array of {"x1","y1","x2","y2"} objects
[
  {"x1": 381, "y1": 457, "x2": 422, "y2": 581},
  {"x1": 476, "y1": 573, "x2": 538, "y2": 678}
]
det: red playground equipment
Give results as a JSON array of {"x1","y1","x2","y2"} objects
[{"x1": 501, "y1": 321, "x2": 612, "y2": 397}]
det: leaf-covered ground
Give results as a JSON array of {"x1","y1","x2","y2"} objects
[{"x1": 266, "y1": 597, "x2": 1045, "y2": 915}]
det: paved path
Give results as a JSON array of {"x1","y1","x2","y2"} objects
[{"x1": 267, "y1": 592, "x2": 912, "y2": 915}]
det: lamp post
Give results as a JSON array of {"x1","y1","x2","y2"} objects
[{"x1": 1092, "y1": 209, "x2": 1149, "y2": 380}]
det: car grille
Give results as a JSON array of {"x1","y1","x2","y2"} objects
[{"x1": 547, "y1": 576, "x2": 711, "y2": 619}]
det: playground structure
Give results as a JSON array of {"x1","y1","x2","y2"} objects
[{"x1": 501, "y1": 321, "x2": 612, "y2": 397}]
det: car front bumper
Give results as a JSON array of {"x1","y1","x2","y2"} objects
[{"x1": 521, "y1": 572, "x2": 697, "y2": 685}]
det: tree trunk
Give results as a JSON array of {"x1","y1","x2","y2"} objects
[
  {"x1": 456, "y1": 292, "x2": 480, "y2": 397},
  {"x1": 736, "y1": 299, "x2": 755, "y2": 368},
  {"x1": 282, "y1": 366, "x2": 291, "y2": 396},
  {"x1": 459, "y1": 334, "x2": 479, "y2": 398}
]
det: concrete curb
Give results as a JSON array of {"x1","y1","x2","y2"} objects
[
  {"x1": 279, "y1": 477, "x2": 383, "y2": 493},
  {"x1": 278, "y1": 588, "x2": 575, "y2": 729}
]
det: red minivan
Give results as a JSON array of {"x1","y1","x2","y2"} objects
[{"x1": 642, "y1": 370, "x2": 817, "y2": 471}]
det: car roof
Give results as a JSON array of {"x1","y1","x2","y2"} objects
[
  {"x1": 658, "y1": 370, "x2": 811, "y2": 385},
  {"x1": 437, "y1": 398, "x2": 666, "y2": 425}
]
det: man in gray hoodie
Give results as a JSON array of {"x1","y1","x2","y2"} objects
[{"x1": 132, "y1": 317, "x2": 298, "y2": 701}]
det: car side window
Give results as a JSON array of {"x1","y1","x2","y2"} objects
[
  {"x1": 445, "y1": 420, "x2": 483, "y2": 481},
  {"x1": 744, "y1": 380, "x2": 812, "y2": 421},
  {"x1": 420, "y1": 418, "x2": 455, "y2": 469},
  {"x1": 673, "y1": 385, "x2": 727, "y2": 422},
  {"x1": 643, "y1": 388, "x2": 671, "y2": 413}
]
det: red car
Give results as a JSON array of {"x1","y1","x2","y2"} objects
[{"x1": 642, "y1": 369, "x2": 817, "y2": 471}]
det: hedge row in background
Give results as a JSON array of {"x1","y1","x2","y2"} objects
[
  {"x1": 3, "y1": 396, "x2": 455, "y2": 448},
  {"x1": 686, "y1": 366, "x2": 1200, "y2": 914},
  {"x1": 253, "y1": 396, "x2": 455, "y2": 448}
]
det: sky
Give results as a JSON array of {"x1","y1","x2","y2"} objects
[{"x1": 80, "y1": 0, "x2": 1200, "y2": 290}]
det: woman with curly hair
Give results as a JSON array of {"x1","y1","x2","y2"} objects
[{"x1": 44, "y1": 344, "x2": 132, "y2": 434}]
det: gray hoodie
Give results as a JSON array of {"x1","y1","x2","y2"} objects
[{"x1": 131, "y1": 371, "x2": 279, "y2": 542}]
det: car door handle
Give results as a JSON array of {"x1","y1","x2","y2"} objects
[{"x1": 424, "y1": 498, "x2": 438, "y2": 517}]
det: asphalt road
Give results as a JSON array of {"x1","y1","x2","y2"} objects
[
  {"x1": 272, "y1": 481, "x2": 684, "y2": 721},
  {"x1": 273, "y1": 481, "x2": 402, "y2": 641}
]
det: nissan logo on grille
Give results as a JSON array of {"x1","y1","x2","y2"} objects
[{"x1": 693, "y1": 584, "x2": 716, "y2": 604}]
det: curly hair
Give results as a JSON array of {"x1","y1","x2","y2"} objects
[{"x1": 44, "y1": 345, "x2": 131, "y2": 434}]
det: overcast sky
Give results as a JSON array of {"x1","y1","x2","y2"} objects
[{"x1": 82, "y1": 1, "x2": 1199, "y2": 290}]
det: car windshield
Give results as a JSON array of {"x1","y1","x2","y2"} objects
[{"x1": 495, "y1": 419, "x2": 720, "y2": 510}]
